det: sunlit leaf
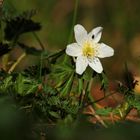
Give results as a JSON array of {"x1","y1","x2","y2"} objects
[{"x1": 96, "y1": 107, "x2": 112, "y2": 116}]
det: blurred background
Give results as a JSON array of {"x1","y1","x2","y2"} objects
[{"x1": 3, "y1": 0, "x2": 140, "y2": 81}]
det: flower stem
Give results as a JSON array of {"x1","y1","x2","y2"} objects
[
  {"x1": 32, "y1": 32, "x2": 46, "y2": 82},
  {"x1": 82, "y1": 78, "x2": 93, "y2": 104},
  {"x1": 32, "y1": 32, "x2": 45, "y2": 50},
  {"x1": 39, "y1": 53, "x2": 43, "y2": 82},
  {"x1": 8, "y1": 52, "x2": 26, "y2": 73},
  {"x1": 68, "y1": 0, "x2": 79, "y2": 43},
  {"x1": 78, "y1": 78, "x2": 83, "y2": 105},
  {"x1": 87, "y1": 78, "x2": 93, "y2": 93},
  {"x1": 64, "y1": 0, "x2": 79, "y2": 63}
]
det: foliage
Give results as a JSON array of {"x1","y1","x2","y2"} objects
[
  {"x1": 3, "y1": 10, "x2": 41, "y2": 41},
  {"x1": 0, "y1": 2, "x2": 140, "y2": 140},
  {"x1": 96, "y1": 107, "x2": 112, "y2": 116}
]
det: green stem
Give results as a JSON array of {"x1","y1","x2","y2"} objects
[
  {"x1": 87, "y1": 78, "x2": 93, "y2": 93},
  {"x1": 32, "y1": 32, "x2": 45, "y2": 50},
  {"x1": 68, "y1": 0, "x2": 79, "y2": 43},
  {"x1": 8, "y1": 52, "x2": 26, "y2": 73},
  {"x1": 84, "y1": 91, "x2": 117, "y2": 108},
  {"x1": 0, "y1": 20, "x2": 3, "y2": 42},
  {"x1": 64, "y1": 0, "x2": 79, "y2": 63},
  {"x1": 82, "y1": 78, "x2": 93, "y2": 106},
  {"x1": 32, "y1": 32, "x2": 45, "y2": 82},
  {"x1": 39, "y1": 53, "x2": 43, "y2": 82},
  {"x1": 78, "y1": 80, "x2": 84, "y2": 106}
]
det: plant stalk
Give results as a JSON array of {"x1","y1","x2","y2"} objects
[
  {"x1": 32, "y1": 32, "x2": 45, "y2": 50},
  {"x1": 64, "y1": 0, "x2": 79, "y2": 63},
  {"x1": 8, "y1": 52, "x2": 26, "y2": 73}
]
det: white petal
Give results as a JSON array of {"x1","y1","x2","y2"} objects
[
  {"x1": 88, "y1": 57, "x2": 103, "y2": 73},
  {"x1": 88, "y1": 27, "x2": 103, "y2": 43},
  {"x1": 66, "y1": 43, "x2": 82, "y2": 57},
  {"x1": 97, "y1": 43, "x2": 114, "y2": 58},
  {"x1": 74, "y1": 24, "x2": 88, "y2": 45},
  {"x1": 76, "y1": 56, "x2": 88, "y2": 75}
]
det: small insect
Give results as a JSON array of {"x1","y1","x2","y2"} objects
[{"x1": 92, "y1": 35, "x2": 94, "y2": 39}]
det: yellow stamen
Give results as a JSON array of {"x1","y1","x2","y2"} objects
[{"x1": 82, "y1": 41, "x2": 94, "y2": 57}]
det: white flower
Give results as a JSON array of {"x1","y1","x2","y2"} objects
[{"x1": 66, "y1": 24, "x2": 114, "y2": 75}]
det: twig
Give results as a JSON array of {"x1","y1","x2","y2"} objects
[
  {"x1": 8, "y1": 52, "x2": 26, "y2": 73},
  {"x1": 88, "y1": 114, "x2": 140, "y2": 123},
  {"x1": 88, "y1": 105, "x2": 108, "y2": 128},
  {"x1": 84, "y1": 91, "x2": 118, "y2": 108}
]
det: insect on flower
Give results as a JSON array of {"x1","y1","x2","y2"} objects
[{"x1": 66, "y1": 24, "x2": 114, "y2": 75}]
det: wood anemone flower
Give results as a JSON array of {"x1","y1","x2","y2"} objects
[{"x1": 66, "y1": 24, "x2": 114, "y2": 75}]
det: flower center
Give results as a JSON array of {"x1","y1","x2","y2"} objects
[{"x1": 82, "y1": 41, "x2": 94, "y2": 58}]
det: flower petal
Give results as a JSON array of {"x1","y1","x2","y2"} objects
[
  {"x1": 66, "y1": 43, "x2": 82, "y2": 57},
  {"x1": 74, "y1": 24, "x2": 88, "y2": 45},
  {"x1": 88, "y1": 57, "x2": 103, "y2": 73},
  {"x1": 97, "y1": 43, "x2": 114, "y2": 58},
  {"x1": 88, "y1": 27, "x2": 103, "y2": 43},
  {"x1": 76, "y1": 56, "x2": 88, "y2": 75}
]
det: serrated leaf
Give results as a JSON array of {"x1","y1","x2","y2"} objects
[
  {"x1": 47, "y1": 96, "x2": 60, "y2": 106},
  {"x1": 59, "y1": 72, "x2": 74, "y2": 96},
  {"x1": 4, "y1": 10, "x2": 41, "y2": 41},
  {"x1": 15, "y1": 74, "x2": 39, "y2": 96},
  {"x1": 0, "y1": 75, "x2": 13, "y2": 92}
]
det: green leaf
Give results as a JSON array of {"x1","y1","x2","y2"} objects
[
  {"x1": 96, "y1": 107, "x2": 112, "y2": 116},
  {"x1": 78, "y1": 78, "x2": 83, "y2": 95},
  {"x1": 0, "y1": 75, "x2": 13, "y2": 93},
  {"x1": 82, "y1": 67, "x2": 93, "y2": 81},
  {"x1": 47, "y1": 96, "x2": 60, "y2": 106},
  {"x1": 51, "y1": 63, "x2": 74, "y2": 86},
  {"x1": 59, "y1": 72, "x2": 74, "y2": 96},
  {"x1": 127, "y1": 95, "x2": 140, "y2": 111},
  {"x1": 49, "y1": 111, "x2": 60, "y2": 119},
  {"x1": 15, "y1": 74, "x2": 39, "y2": 96},
  {"x1": 51, "y1": 62, "x2": 75, "y2": 96},
  {"x1": 99, "y1": 72, "x2": 109, "y2": 91}
]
